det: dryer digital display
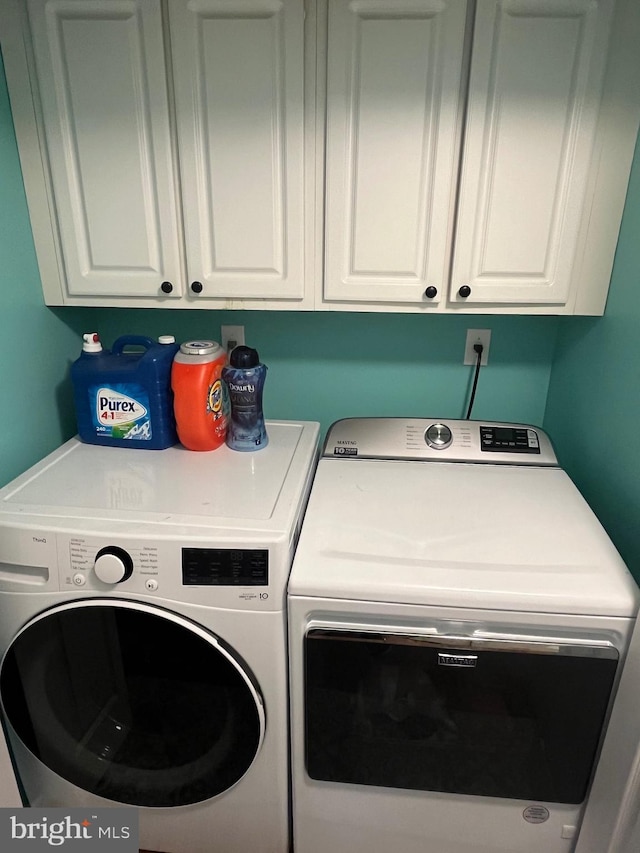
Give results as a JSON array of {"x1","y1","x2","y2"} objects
[{"x1": 480, "y1": 426, "x2": 540, "y2": 453}]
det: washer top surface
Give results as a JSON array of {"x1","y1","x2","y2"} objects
[
  {"x1": 288, "y1": 419, "x2": 639, "y2": 617},
  {"x1": 0, "y1": 420, "x2": 319, "y2": 537}
]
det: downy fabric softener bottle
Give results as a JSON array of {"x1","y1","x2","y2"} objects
[{"x1": 222, "y1": 346, "x2": 268, "y2": 451}]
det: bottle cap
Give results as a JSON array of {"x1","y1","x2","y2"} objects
[
  {"x1": 82, "y1": 333, "x2": 102, "y2": 353},
  {"x1": 179, "y1": 340, "x2": 222, "y2": 356},
  {"x1": 158, "y1": 335, "x2": 176, "y2": 344},
  {"x1": 229, "y1": 346, "x2": 260, "y2": 368}
]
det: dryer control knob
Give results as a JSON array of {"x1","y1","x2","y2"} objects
[
  {"x1": 425, "y1": 423, "x2": 452, "y2": 449},
  {"x1": 94, "y1": 547, "x2": 134, "y2": 585}
]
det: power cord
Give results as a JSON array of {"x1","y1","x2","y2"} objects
[{"x1": 465, "y1": 343, "x2": 484, "y2": 420}]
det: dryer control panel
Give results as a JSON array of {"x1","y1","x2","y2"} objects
[
  {"x1": 324, "y1": 418, "x2": 558, "y2": 465},
  {"x1": 479, "y1": 425, "x2": 541, "y2": 454}
]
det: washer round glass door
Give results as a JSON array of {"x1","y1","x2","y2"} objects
[{"x1": 0, "y1": 600, "x2": 265, "y2": 807}]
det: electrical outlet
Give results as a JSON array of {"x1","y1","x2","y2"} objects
[
  {"x1": 221, "y1": 325, "x2": 245, "y2": 353},
  {"x1": 464, "y1": 329, "x2": 491, "y2": 365}
]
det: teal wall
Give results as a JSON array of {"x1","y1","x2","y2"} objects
[
  {"x1": 544, "y1": 132, "x2": 640, "y2": 579},
  {"x1": 0, "y1": 52, "x2": 91, "y2": 486},
  {"x1": 91, "y1": 310, "x2": 558, "y2": 437}
]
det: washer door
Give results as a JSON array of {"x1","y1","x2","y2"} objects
[{"x1": 0, "y1": 600, "x2": 265, "y2": 807}]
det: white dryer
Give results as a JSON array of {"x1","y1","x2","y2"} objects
[
  {"x1": 287, "y1": 418, "x2": 639, "y2": 853},
  {"x1": 0, "y1": 420, "x2": 319, "y2": 853}
]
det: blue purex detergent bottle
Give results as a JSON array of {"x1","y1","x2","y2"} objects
[{"x1": 71, "y1": 333, "x2": 179, "y2": 449}]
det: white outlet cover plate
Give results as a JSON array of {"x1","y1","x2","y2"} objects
[
  {"x1": 221, "y1": 325, "x2": 245, "y2": 352},
  {"x1": 464, "y1": 329, "x2": 491, "y2": 365}
]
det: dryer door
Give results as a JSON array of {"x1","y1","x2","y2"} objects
[
  {"x1": 304, "y1": 626, "x2": 619, "y2": 805},
  {"x1": 0, "y1": 600, "x2": 265, "y2": 807}
]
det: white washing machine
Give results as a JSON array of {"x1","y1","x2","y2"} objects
[
  {"x1": 287, "y1": 418, "x2": 640, "y2": 853},
  {"x1": 0, "y1": 420, "x2": 319, "y2": 853}
]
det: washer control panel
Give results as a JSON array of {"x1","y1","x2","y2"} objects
[
  {"x1": 68, "y1": 537, "x2": 159, "y2": 590},
  {"x1": 324, "y1": 418, "x2": 557, "y2": 465},
  {"x1": 0, "y1": 529, "x2": 281, "y2": 610},
  {"x1": 182, "y1": 548, "x2": 269, "y2": 586}
]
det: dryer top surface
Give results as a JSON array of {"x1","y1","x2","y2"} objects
[{"x1": 288, "y1": 451, "x2": 639, "y2": 617}]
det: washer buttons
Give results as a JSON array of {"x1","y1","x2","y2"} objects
[
  {"x1": 72, "y1": 573, "x2": 86, "y2": 586},
  {"x1": 145, "y1": 578, "x2": 158, "y2": 591}
]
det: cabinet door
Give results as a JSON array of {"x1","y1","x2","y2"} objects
[
  {"x1": 26, "y1": 0, "x2": 183, "y2": 299},
  {"x1": 323, "y1": 0, "x2": 468, "y2": 305},
  {"x1": 451, "y1": 0, "x2": 614, "y2": 306},
  {"x1": 169, "y1": 0, "x2": 305, "y2": 301}
]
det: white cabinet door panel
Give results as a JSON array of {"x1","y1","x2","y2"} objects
[
  {"x1": 170, "y1": 0, "x2": 305, "y2": 300},
  {"x1": 27, "y1": 0, "x2": 182, "y2": 298},
  {"x1": 324, "y1": 0, "x2": 468, "y2": 304},
  {"x1": 451, "y1": 0, "x2": 614, "y2": 305}
]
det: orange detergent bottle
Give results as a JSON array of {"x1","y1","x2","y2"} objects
[{"x1": 171, "y1": 340, "x2": 228, "y2": 451}]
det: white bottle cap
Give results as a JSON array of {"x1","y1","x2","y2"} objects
[
  {"x1": 158, "y1": 335, "x2": 176, "y2": 344},
  {"x1": 82, "y1": 333, "x2": 102, "y2": 353},
  {"x1": 179, "y1": 340, "x2": 223, "y2": 356}
]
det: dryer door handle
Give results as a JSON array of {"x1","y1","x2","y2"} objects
[
  {"x1": 471, "y1": 631, "x2": 618, "y2": 658},
  {"x1": 306, "y1": 627, "x2": 618, "y2": 659}
]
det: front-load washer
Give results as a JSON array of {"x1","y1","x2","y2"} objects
[
  {"x1": 0, "y1": 419, "x2": 319, "y2": 853},
  {"x1": 287, "y1": 418, "x2": 639, "y2": 853}
]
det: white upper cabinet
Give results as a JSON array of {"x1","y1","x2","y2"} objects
[
  {"x1": 25, "y1": 0, "x2": 183, "y2": 300},
  {"x1": 1, "y1": 0, "x2": 309, "y2": 307},
  {"x1": 323, "y1": 0, "x2": 468, "y2": 305},
  {"x1": 450, "y1": 0, "x2": 614, "y2": 308},
  {"x1": 2, "y1": 0, "x2": 640, "y2": 313},
  {"x1": 320, "y1": 0, "x2": 640, "y2": 313},
  {"x1": 169, "y1": 0, "x2": 305, "y2": 301}
]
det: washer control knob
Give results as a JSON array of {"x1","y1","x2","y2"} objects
[
  {"x1": 425, "y1": 423, "x2": 453, "y2": 450},
  {"x1": 94, "y1": 546, "x2": 134, "y2": 585}
]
